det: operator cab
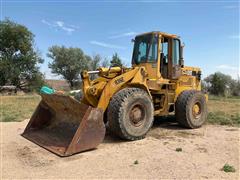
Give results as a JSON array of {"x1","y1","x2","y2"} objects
[{"x1": 132, "y1": 31, "x2": 184, "y2": 80}]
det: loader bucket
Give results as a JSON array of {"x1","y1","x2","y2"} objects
[{"x1": 22, "y1": 94, "x2": 105, "y2": 156}]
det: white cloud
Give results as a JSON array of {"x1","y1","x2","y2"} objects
[
  {"x1": 41, "y1": 19, "x2": 78, "y2": 34},
  {"x1": 223, "y1": 5, "x2": 240, "y2": 9},
  {"x1": 228, "y1": 35, "x2": 240, "y2": 39},
  {"x1": 90, "y1": 41, "x2": 125, "y2": 49},
  {"x1": 216, "y1": 64, "x2": 240, "y2": 79},
  {"x1": 41, "y1": 19, "x2": 53, "y2": 27},
  {"x1": 216, "y1": 64, "x2": 238, "y2": 71},
  {"x1": 56, "y1": 21, "x2": 64, "y2": 27},
  {"x1": 109, "y1": 31, "x2": 138, "y2": 39},
  {"x1": 61, "y1": 26, "x2": 75, "y2": 33}
]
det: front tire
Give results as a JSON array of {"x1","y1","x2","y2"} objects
[
  {"x1": 107, "y1": 88, "x2": 154, "y2": 140},
  {"x1": 175, "y1": 90, "x2": 207, "y2": 128}
]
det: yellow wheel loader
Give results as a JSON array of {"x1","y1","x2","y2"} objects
[{"x1": 22, "y1": 31, "x2": 208, "y2": 156}]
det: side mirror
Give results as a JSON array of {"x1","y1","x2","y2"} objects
[{"x1": 131, "y1": 39, "x2": 135, "y2": 43}]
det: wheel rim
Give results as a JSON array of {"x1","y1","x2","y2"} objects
[
  {"x1": 192, "y1": 102, "x2": 201, "y2": 119},
  {"x1": 129, "y1": 104, "x2": 145, "y2": 127}
]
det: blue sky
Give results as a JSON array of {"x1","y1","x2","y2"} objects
[{"x1": 1, "y1": 0, "x2": 239, "y2": 79}]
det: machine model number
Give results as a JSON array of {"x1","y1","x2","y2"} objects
[
  {"x1": 115, "y1": 77, "x2": 124, "y2": 85},
  {"x1": 183, "y1": 70, "x2": 192, "y2": 76}
]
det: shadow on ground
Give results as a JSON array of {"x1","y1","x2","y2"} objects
[{"x1": 103, "y1": 115, "x2": 187, "y2": 144}]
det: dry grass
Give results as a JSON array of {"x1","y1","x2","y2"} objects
[
  {"x1": 0, "y1": 95, "x2": 41, "y2": 122},
  {"x1": 208, "y1": 96, "x2": 240, "y2": 115},
  {"x1": 207, "y1": 96, "x2": 240, "y2": 126},
  {"x1": 0, "y1": 94, "x2": 239, "y2": 126}
]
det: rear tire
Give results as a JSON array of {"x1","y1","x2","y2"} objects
[
  {"x1": 107, "y1": 87, "x2": 154, "y2": 140},
  {"x1": 175, "y1": 90, "x2": 207, "y2": 128}
]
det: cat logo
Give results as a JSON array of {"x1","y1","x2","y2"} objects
[{"x1": 115, "y1": 77, "x2": 124, "y2": 85}]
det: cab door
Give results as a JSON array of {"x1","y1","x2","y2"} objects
[
  {"x1": 171, "y1": 38, "x2": 182, "y2": 79},
  {"x1": 160, "y1": 37, "x2": 182, "y2": 80},
  {"x1": 160, "y1": 36, "x2": 170, "y2": 79}
]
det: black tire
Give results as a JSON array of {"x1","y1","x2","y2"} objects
[
  {"x1": 107, "y1": 87, "x2": 154, "y2": 140},
  {"x1": 175, "y1": 90, "x2": 207, "y2": 128}
]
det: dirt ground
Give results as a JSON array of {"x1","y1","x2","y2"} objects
[{"x1": 1, "y1": 119, "x2": 239, "y2": 179}]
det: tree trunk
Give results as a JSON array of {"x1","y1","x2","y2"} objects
[{"x1": 69, "y1": 81, "x2": 74, "y2": 89}]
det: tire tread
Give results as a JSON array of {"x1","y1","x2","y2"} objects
[
  {"x1": 175, "y1": 90, "x2": 205, "y2": 128},
  {"x1": 108, "y1": 87, "x2": 153, "y2": 140}
]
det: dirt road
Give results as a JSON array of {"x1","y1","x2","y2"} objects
[{"x1": 1, "y1": 120, "x2": 239, "y2": 179}]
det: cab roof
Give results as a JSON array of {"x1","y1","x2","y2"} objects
[{"x1": 135, "y1": 31, "x2": 179, "y2": 38}]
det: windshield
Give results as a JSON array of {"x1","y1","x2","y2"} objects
[{"x1": 132, "y1": 34, "x2": 158, "y2": 64}]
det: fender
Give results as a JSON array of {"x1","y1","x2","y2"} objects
[{"x1": 97, "y1": 67, "x2": 150, "y2": 111}]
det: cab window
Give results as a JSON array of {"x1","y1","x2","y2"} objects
[
  {"x1": 132, "y1": 35, "x2": 158, "y2": 64},
  {"x1": 148, "y1": 35, "x2": 158, "y2": 62},
  {"x1": 172, "y1": 39, "x2": 180, "y2": 65}
]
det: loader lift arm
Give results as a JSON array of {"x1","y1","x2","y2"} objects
[{"x1": 81, "y1": 66, "x2": 151, "y2": 111}]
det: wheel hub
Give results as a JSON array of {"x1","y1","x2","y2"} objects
[
  {"x1": 129, "y1": 104, "x2": 145, "y2": 127},
  {"x1": 192, "y1": 102, "x2": 201, "y2": 118}
]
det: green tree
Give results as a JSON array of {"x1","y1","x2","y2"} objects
[
  {"x1": 201, "y1": 80, "x2": 208, "y2": 93},
  {"x1": 0, "y1": 19, "x2": 44, "y2": 90},
  {"x1": 101, "y1": 58, "x2": 110, "y2": 68},
  {"x1": 89, "y1": 54, "x2": 101, "y2": 70},
  {"x1": 27, "y1": 71, "x2": 45, "y2": 91},
  {"x1": 88, "y1": 54, "x2": 101, "y2": 80},
  {"x1": 110, "y1": 53, "x2": 122, "y2": 67},
  {"x1": 48, "y1": 46, "x2": 90, "y2": 88},
  {"x1": 230, "y1": 77, "x2": 240, "y2": 96},
  {"x1": 204, "y1": 72, "x2": 233, "y2": 96}
]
